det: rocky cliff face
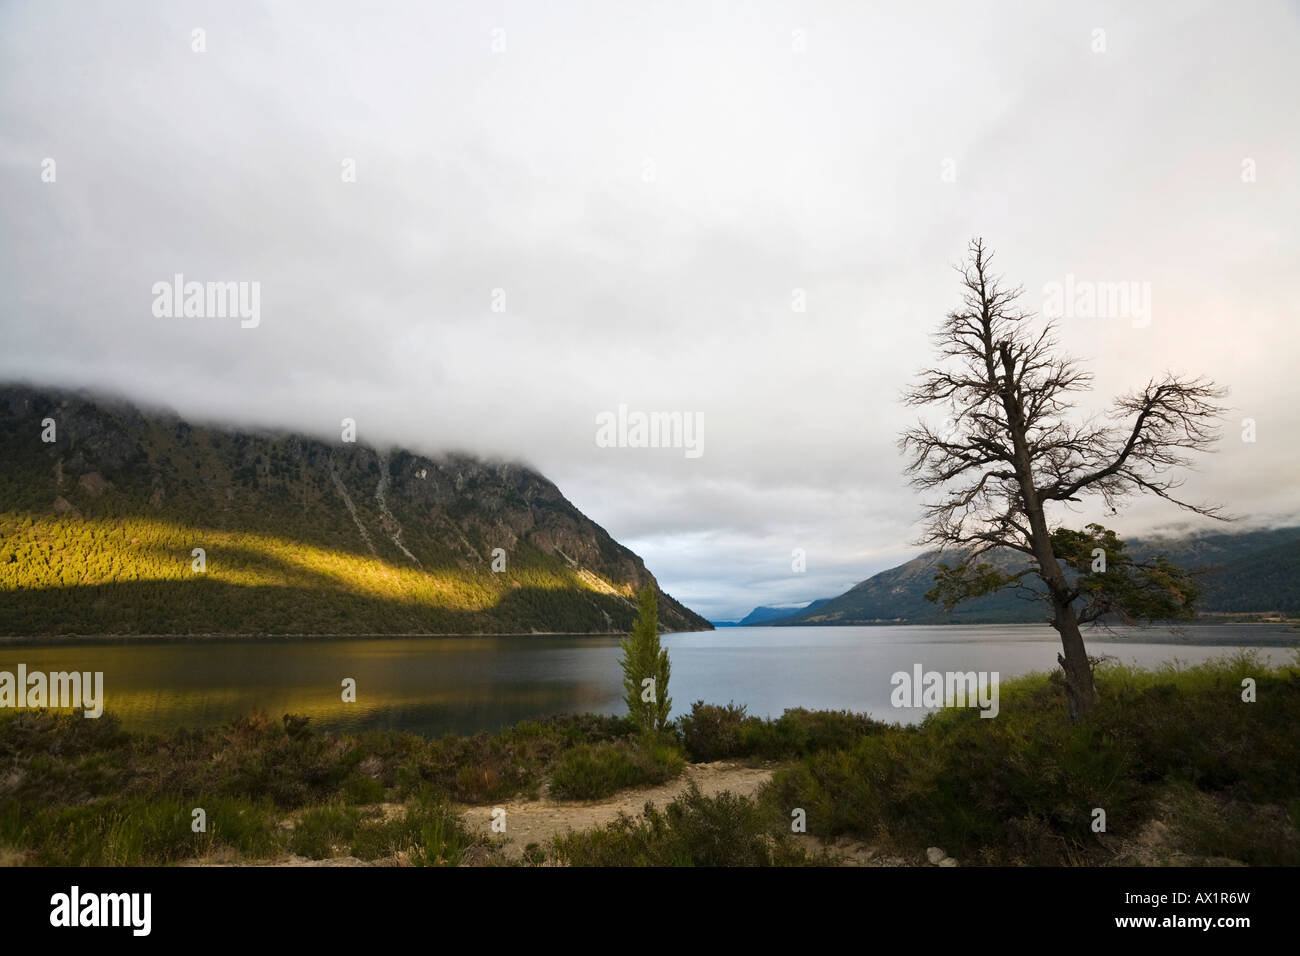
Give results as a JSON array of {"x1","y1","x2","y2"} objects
[{"x1": 0, "y1": 384, "x2": 711, "y2": 636}]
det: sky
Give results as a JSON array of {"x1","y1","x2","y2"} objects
[{"x1": 2, "y1": 1, "x2": 1298, "y2": 621}]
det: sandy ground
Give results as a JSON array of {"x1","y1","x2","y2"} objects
[
  {"x1": 459, "y1": 761, "x2": 774, "y2": 860},
  {"x1": 457, "y1": 762, "x2": 914, "y2": 865},
  {"x1": 181, "y1": 761, "x2": 918, "y2": 866}
]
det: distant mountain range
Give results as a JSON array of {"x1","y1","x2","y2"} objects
[
  {"x1": 729, "y1": 527, "x2": 1300, "y2": 627},
  {"x1": 0, "y1": 385, "x2": 711, "y2": 636},
  {"x1": 714, "y1": 601, "x2": 832, "y2": 627}
]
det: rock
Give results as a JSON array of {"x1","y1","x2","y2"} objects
[
  {"x1": 1137, "y1": 819, "x2": 1171, "y2": 847},
  {"x1": 77, "y1": 471, "x2": 109, "y2": 496},
  {"x1": 938, "y1": 857, "x2": 958, "y2": 867},
  {"x1": 52, "y1": 495, "x2": 81, "y2": 518},
  {"x1": 926, "y1": 846, "x2": 945, "y2": 865},
  {"x1": 458, "y1": 845, "x2": 496, "y2": 867}
]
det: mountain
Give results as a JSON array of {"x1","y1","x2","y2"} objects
[
  {"x1": 0, "y1": 384, "x2": 711, "y2": 636},
  {"x1": 763, "y1": 527, "x2": 1300, "y2": 626},
  {"x1": 737, "y1": 600, "x2": 832, "y2": 626}
]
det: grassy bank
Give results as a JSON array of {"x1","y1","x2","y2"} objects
[
  {"x1": 756, "y1": 650, "x2": 1300, "y2": 866},
  {"x1": 1, "y1": 652, "x2": 1296, "y2": 865},
  {"x1": 0, "y1": 710, "x2": 657, "y2": 864}
]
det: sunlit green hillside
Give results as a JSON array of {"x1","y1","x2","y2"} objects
[{"x1": 0, "y1": 385, "x2": 710, "y2": 636}]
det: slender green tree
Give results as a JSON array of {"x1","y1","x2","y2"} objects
[{"x1": 620, "y1": 585, "x2": 672, "y2": 733}]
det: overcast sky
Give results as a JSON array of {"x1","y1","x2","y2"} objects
[{"x1": 3, "y1": 1, "x2": 1298, "y2": 621}]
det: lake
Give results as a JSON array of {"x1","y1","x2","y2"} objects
[{"x1": 2, "y1": 624, "x2": 1294, "y2": 736}]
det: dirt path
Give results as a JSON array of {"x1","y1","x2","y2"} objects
[
  {"x1": 459, "y1": 761, "x2": 774, "y2": 859},
  {"x1": 183, "y1": 761, "x2": 913, "y2": 866}
]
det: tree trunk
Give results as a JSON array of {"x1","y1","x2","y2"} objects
[
  {"x1": 1031, "y1": 537, "x2": 1100, "y2": 720},
  {"x1": 1051, "y1": 595, "x2": 1097, "y2": 720},
  {"x1": 996, "y1": 342, "x2": 1099, "y2": 719}
]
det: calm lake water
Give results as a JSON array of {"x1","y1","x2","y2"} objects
[{"x1": 3, "y1": 624, "x2": 1295, "y2": 736}]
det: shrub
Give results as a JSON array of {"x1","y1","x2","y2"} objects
[
  {"x1": 679, "y1": 701, "x2": 884, "y2": 763},
  {"x1": 761, "y1": 653, "x2": 1300, "y2": 865},
  {"x1": 552, "y1": 783, "x2": 815, "y2": 866},
  {"x1": 290, "y1": 805, "x2": 361, "y2": 858},
  {"x1": 744, "y1": 708, "x2": 886, "y2": 759},
  {"x1": 680, "y1": 701, "x2": 754, "y2": 761},
  {"x1": 349, "y1": 799, "x2": 478, "y2": 865},
  {"x1": 548, "y1": 740, "x2": 684, "y2": 801},
  {"x1": 1161, "y1": 782, "x2": 1300, "y2": 866},
  {"x1": 0, "y1": 794, "x2": 280, "y2": 865}
]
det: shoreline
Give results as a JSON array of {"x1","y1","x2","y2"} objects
[
  {"x1": 0, "y1": 630, "x2": 671, "y2": 647},
  {"x1": 0, "y1": 620, "x2": 1295, "y2": 647}
]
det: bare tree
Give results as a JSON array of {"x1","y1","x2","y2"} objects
[{"x1": 899, "y1": 239, "x2": 1227, "y2": 718}]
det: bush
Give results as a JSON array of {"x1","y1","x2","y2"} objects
[
  {"x1": 680, "y1": 701, "x2": 754, "y2": 761},
  {"x1": 1161, "y1": 782, "x2": 1300, "y2": 866},
  {"x1": 744, "y1": 708, "x2": 886, "y2": 759},
  {"x1": 548, "y1": 740, "x2": 684, "y2": 801},
  {"x1": 350, "y1": 799, "x2": 477, "y2": 865},
  {"x1": 678, "y1": 701, "x2": 884, "y2": 763},
  {"x1": 552, "y1": 783, "x2": 815, "y2": 866},
  {"x1": 290, "y1": 805, "x2": 361, "y2": 858},
  {"x1": 0, "y1": 794, "x2": 281, "y2": 865},
  {"x1": 761, "y1": 652, "x2": 1300, "y2": 865}
]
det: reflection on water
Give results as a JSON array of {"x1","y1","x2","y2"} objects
[{"x1": 1, "y1": 625, "x2": 1294, "y2": 737}]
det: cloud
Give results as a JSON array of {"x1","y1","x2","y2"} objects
[{"x1": 2, "y1": 1, "x2": 1297, "y2": 620}]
